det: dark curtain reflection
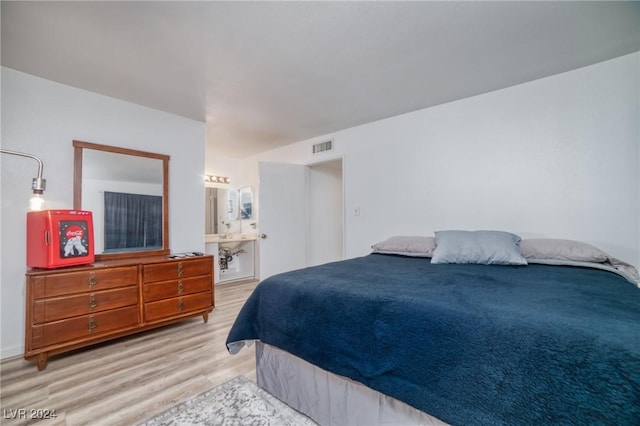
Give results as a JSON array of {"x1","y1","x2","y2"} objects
[{"x1": 104, "y1": 191, "x2": 162, "y2": 251}]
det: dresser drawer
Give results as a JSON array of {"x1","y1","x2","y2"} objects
[
  {"x1": 30, "y1": 305, "x2": 139, "y2": 349},
  {"x1": 31, "y1": 266, "x2": 138, "y2": 298},
  {"x1": 143, "y1": 275, "x2": 212, "y2": 302},
  {"x1": 144, "y1": 291, "x2": 213, "y2": 322},
  {"x1": 32, "y1": 286, "x2": 138, "y2": 324},
  {"x1": 143, "y1": 258, "x2": 212, "y2": 283}
]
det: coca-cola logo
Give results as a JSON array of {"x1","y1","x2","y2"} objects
[{"x1": 66, "y1": 226, "x2": 84, "y2": 239}]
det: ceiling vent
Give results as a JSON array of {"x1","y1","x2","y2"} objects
[{"x1": 312, "y1": 139, "x2": 333, "y2": 154}]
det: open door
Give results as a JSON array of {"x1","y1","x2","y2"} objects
[{"x1": 258, "y1": 162, "x2": 307, "y2": 280}]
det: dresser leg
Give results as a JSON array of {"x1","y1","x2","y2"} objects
[
  {"x1": 202, "y1": 312, "x2": 209, "y2": 323},
  {"x1": 36, "y1": 353, "x2": 48, "y2": 371}
]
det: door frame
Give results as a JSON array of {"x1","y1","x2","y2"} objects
[{"x1": 305, "y1": 156, "x2": 346, "y2": 265}]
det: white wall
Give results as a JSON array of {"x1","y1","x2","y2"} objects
[
  {"x1": 205, "y1": 153, "x2": 254, "y2": 191},
  {"x1": 1, "y1": 67, "x2": 206, "y2": 359},
  {"x1": 246, "y1": 53, "x2": 640, "y2": 270}
]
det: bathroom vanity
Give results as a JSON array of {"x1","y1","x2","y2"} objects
[{"x1": 205, "y1": 185, "x2": 256, "y2": 284}]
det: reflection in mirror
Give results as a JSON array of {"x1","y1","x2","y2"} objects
[
  {"x1": 205, "y1": 188, "x2": 216, "y2": 234},
  {"x1": 73, "y1": 140, "x2": 170, "y2": 260},
  {"x1": 84, "y1": 150, "x2": 163, "y2": 253},
  {"x1": 205, "y1": 187, "x2": 239, "y2": 235},
  {"x1": 239, "y1": 186, "x2": 253, "y2": 220},
  {"x1": 227, "y1": 189, "x2": 239, "y2": 222}
]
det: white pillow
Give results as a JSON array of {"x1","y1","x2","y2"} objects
[{"x1": 431, "y1": 230, "x2": 527, "y2": 265}]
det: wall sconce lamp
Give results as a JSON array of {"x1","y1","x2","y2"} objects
[
  {"x1": 205, "y1": 174, "x2": 231, "y2": 184},
  {"x1": 0, "y1": 149, "x2": 47, "y2": 211}
]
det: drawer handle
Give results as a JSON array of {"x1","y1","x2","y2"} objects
[
  {"x1": 89, "y1": 294, "x2": 98, "y2": 311},
  {"x1": 178, "y1": 281, "x2": 184, "y2": 295},
  {"x1": 177, "y1": 263, "x2": 184, "y2": 277},
  {"x1": 88, "y1": 272, "x2": 97, "y2": 288},
  {"x1": 88, "y1": 316, "x2": 97, "y2": 332},
  {"x1": 178, "y1": 299, "x2": 184, "y2": 312}
]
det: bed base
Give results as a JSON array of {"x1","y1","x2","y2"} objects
[{"x1": 255, "y1": 342, "x2": 447, "y2": 426}]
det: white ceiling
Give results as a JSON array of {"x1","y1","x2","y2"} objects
[{"x1": 2, "y1": 1, "x2": 639, "y2": 158}]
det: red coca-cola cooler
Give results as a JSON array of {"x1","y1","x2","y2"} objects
[{"x1": 27, "y1": 210, "x2": 95, "y2": 268}]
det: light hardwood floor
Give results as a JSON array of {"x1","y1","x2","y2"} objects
[{"x1": 0, "y1": 280, "x2": 259, "y2": 426}]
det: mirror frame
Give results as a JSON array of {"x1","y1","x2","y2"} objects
[{"x1": 73, "y1": 140, "x2": 170, "y2": 260}]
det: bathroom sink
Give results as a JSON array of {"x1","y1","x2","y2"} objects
[
  {"x1": 205, "y1": 234, "x2": 257, "y2": 245},
  {"x1": 219, "y1": 240, "x2": 243, "y2": 250}
]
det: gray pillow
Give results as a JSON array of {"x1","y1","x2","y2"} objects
[
  {"x1": 371, "y1": 236, "x2": 435, "y2": 257},
  {"x1": 431, "y1": 230, "x2": 527, "y2": 265},
  {"x1": 520, "y1": 239, "x2": 609, "y2": 263}
]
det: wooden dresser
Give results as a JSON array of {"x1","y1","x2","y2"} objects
[{"x1": 25, "y1": 255, "x2": 214, "y2": 371}]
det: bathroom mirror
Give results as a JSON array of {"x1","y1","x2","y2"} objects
[
  {"x1": 73, "y1": 140, "x2": 170, "y2": 260},
  {"x1": 205, "y1": 187, "x2": 239, "y2": 235}
]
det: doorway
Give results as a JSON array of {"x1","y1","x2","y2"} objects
[{"x1": 307, "y1": 159, "x2": 344, "y2": 267}]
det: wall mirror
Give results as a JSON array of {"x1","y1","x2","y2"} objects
[
  {"x1": 205, "y1": 186, "x2": 253, "y2": 236},
  {"x1": 73, "y1": 140, "x2": 170, "y2": 260}
]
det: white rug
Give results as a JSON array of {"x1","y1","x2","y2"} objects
[{"x1": 138, "y1": 375, "x2": 317, "y2": 426}]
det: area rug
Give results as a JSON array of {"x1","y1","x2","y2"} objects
[{"x1": 138, "y1": 375, "x2": 318, "y2": 426}]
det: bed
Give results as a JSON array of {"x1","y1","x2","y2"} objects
[{"x1": 226, "y1": 232, "x2": 640, "y2": 425}]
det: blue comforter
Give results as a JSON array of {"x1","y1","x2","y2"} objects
[{"x1": 226, "y1": 254, "x2": 640, "y2": 425}]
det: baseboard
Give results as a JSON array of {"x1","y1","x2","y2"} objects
[{"x1": 1, "y1": 344, "x2": 23, "y2": 361}]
